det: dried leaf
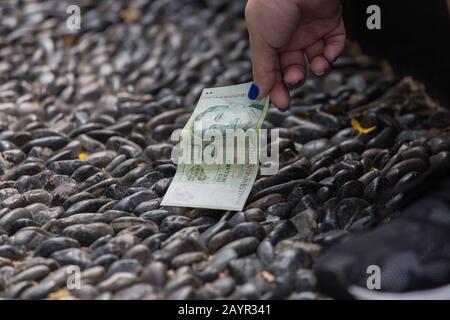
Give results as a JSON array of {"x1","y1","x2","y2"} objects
[
  {"x1": 48, "y1": 289, "x2": 71, "y2": 300},
  {"x1": 63, "y1": 35, "x2": 77, "y2": 46},
  {"x1": 351, "y1": 117, "x2": 376, "y2": 134},
  {"x1": 260, "y1": 271, "x2": 275, "y2": 282},
  {"x1": 78, "y1": 152, "x2": 88, "y2": 160},
  {"x1": 120, "y1": 9, "x2": 141, "y2": 22}
]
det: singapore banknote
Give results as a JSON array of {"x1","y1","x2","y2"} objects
[{"x1": 161, "y1": 82, "x2": 269, "y2": 211}]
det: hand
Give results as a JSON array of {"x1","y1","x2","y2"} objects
[{"x1": 245, "y1": 0, "x2": 346, "y2": 109}]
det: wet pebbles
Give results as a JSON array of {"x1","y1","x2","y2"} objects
[{"x1": 0, "y1": 0, "x2": 449, "y2": 300}]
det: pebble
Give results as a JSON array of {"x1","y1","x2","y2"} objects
[
  {"x1": 217, "y1": 237, "x2": 260, "y2": 257},
  {"x1": 11, "y1": 265, "x2": 50, "y2": 284},
  {"x1": 97, "y1": 272, "x2": 138, "y2": 292},
  {"x1": 34, "y1": 237, "x2": 80, "y2": 258},
  {"x1": 51, "y1": 248, "x2": 93, "y2": 270},
  {"x1": 61, "y1": 223, "x2": 115, "y2": 246},
  {"x1": 0, "y1": 0, "x2": 447, "y2": 301}
]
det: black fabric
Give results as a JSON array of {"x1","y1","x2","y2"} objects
[
  {"x1": 342, "y1": 0, "x2": 450, "y2": 108},
  {"x1": 314, "y1": 164, "x2": 450, "y2": 297}
]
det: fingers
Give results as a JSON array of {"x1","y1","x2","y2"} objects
[
  {"x1": 247, "y1": 34, "x2": 289, "y2": 109},
  {"x1": 323, "y1": 20, "x2": 346, "y2": 62},
  {"x1": 305, "y1": 40, "x2": 329, "y2": 76},
  {"x1": 280, "y1": 49, "x2": 306, "y2": 87},
  {"x1": 269, "y1": 70, "x2": 290, "y2": 110},
  {"x1": 247, "y1": 31, "x2": 290, "y2": 109},
  {"x1": 247, "y1": 33, "x2": 278, "y2": 100}
]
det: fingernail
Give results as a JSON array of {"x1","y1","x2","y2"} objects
[
  {"x1": 248, "y1": 83, "x2": 259, "y2": 100},
  {"x1": 328, "y1": 57, "x2": 337, "y2": 65},
  {"x1": 315, "y1": 71, "x2": 325, "y2": 76},
  {"x1": 287, "y1": 79, "x2": 304, "y2": 89},
  {"x1": 280, "y1": 107, "x2": 290, "y2": 112}
]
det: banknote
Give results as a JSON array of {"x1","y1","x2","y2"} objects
[{"x1": 161, "y1": 82, "x2": 269, "y2": 211}]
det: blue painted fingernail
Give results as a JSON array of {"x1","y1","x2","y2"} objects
[
  {"x1": 248, "y1": 83, "x2": 259, "y2": 100},
  {"x1": 280, "y1": 107, "x2": 290, "y2": 112},
  {"x1": 328, "y1": 57, "x2": 337, "y2": 65}
]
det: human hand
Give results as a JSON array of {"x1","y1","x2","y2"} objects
[{"x1": 245, "y1": 0, "x2": 346, "y2": 109}]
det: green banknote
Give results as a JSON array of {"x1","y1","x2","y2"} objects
[{"x1": 161, "y1": 82, "x2": 269, "y2": 211}]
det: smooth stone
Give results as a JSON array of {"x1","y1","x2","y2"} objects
[
  {"x1": 363, "y1": 176, "x2": 391, "y2": 202},
  {"x1": 0, "y1": 245, "x2": 26, "y2": 260},
  {"x1": 227, "y1": 211, "x2": 246, "y2": 227},
  {"x1": 160, "y1": 215, "x2": 190, "y2": 234},
  {"x1": 199, "y1": 221, "x2": 230, "y2": 246},
  {"x1": 110, "y1": 216, "x2": 158, "y2": 234},
  {"x1": 229, "y1": 258, "x2": 263, "y2": 284},
  {"x1": 49, "y1": 212, "x2": 124, "y2": 234},
  {"x1": 61, "y1": 223, "x2": 114, "y2": 246},
  {"x1": 93, "y1": 254, "x2": 118, "y2": 269},
  {"x1": 429, "y1": 151, "x2": 450, "y2": 167},
  {"x1": 51, "y1": 248, "x2": 92, "y2": 270},
  {"x1": 112, "y1": 283, "x2": 154, "y2": 300},
  {"x1": 172, "y1": 252, "x2": 207, "y2": 268},
  {"x1": 313, "y1": 229, "x2": 348, "y2": 246},
  {"x1": 140, "y1": 262, "x2": 167, "y2": 288},
  {"x1": 217, "y1": 237, "x2": 260, "y2": 257},
  {"x1": 7, "y1": 227, "x2": 50, "y2": 250},
  {"x1": 63, "y1": 198, "x2": 111, "y2": 217},
  {"x1": 244, "y1": 208, "x2": 265, "y2": 222},
  {"x1": 290, "y1": 209, "x2": 316, "y2": 239},
  {"x1": 14, "y1": 176, "x2": 43, "y2": 193},
  {"x1": 299, "y1": 139, "x2": 331, "y2": 159},
  {"x1": 123, "y1": 244, "x2": 150, "y2": 263},
  {"x1": 12, "y1": 265, "x2": 50, "y2": 284},
  {"x1": 62, "y1": 192, "x2": 95, "y2": 210},
  {"x1": 337, "y1": 180, "x2": 364, "y2": 198},
  {"x1": 0, "y1": 208, "x2": 32, "y2": 232},
  {"x1": 247, "y1": 193, "x2": 285, "y2": 210},
  {"x1": 47, "y1": 160, "x2": 85, "y2": 176},
  {"x1": 265, "y1": 221, "x2": 297, "y2": 245},
  {"x1": 71, "y1": 164, "x2": 100, "y2": 183},
  {"x1": 106, "y1": 259, "x2": 140, "y2": 278},
  {"x1": 233, "y1": 222, "x2": 266, "y2": 240},
  {"x1": 207, "y1": 229, "x2": 236, "y2": 253},
  {"x1": 257, "y1": 240, "x2": 274, "y2": 265},
  {"x1": 97, "y1": 272, "x2": 138, "y2": 292},
  {"x1": 114, "y1": 190, "x2": 159, "y2": 212},
  {"x1": 5, "y1": 281, "x2": 34, "y2": 299},
  {"x1": 385, "y1": 158, "x2": 428, "y2": 184},
  {"x1": 165, "y1": 273, "x2": 202, "y2": 292},
  {"x1": 166, "y1": 286, "x2": 196, "y2": 300},
  {"x1": 269, "y1": 248, "x2": 312, "y2": 276},
  {"x1": 212, "y1": 276, "x2": 236, "y2": 297},
  {"x1": 78, "y1": 266, "x2": 105, "y2": 287},
  {"x1": 34, "y1": 237, "x2": 80, "y2": 258},
  {"x1": 266, "y1": 202, "x2": 294, "y2": 219}
]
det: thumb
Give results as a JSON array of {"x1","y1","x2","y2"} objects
[{"x1": 247, "y1": 33, "x2": 278, "y2": 100}]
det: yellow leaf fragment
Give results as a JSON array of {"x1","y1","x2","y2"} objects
[
  {"x1": 261, "y1": 271, "x2": 275, "y2": 282},
  {"x1": 78, "y1": 152, "x2": 88, "y2": 160},
  {"x1": 48, "y1": 289, "x2": 71, "y2": 300},
  {"x1": 63, "y1": 35, "x2": 77, "y2": 46},
  {"x1": 120, "y1": 9, "x2": 141, "y2": 22},
  {"x1": 351, "y1": 117, "x2": 376, "y2": 134}
]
